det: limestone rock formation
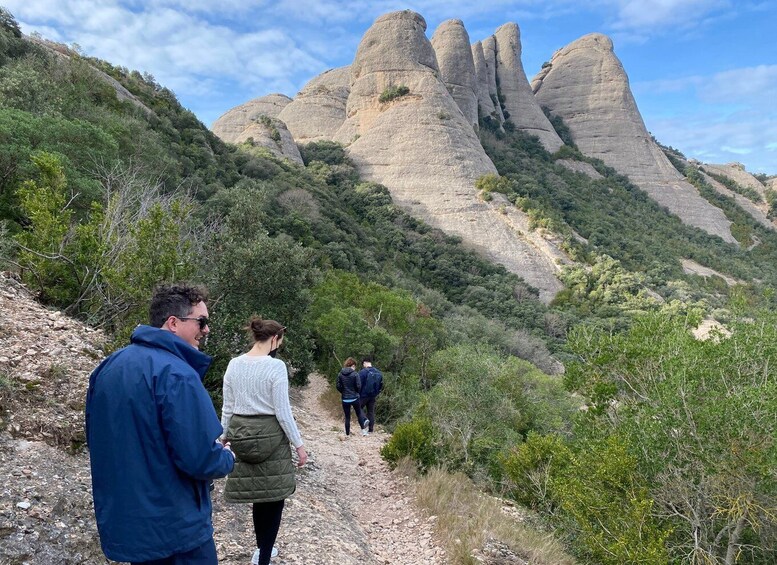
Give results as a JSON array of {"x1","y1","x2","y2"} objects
[
  {"x1": 532, "y1": 33, "x2": 736, "y2": 243},
  {"x1": 430, "y1": 19, "x2": 478, "y2": 129},
  {"x1": 277, "y1": 66, "x2": 351, "y2": 144},
  {"x1": 493, "y1": 23, "x2": 563, "y2": 152},
  {"x1": 211, "y1": 93, "x2": 292, "y2": 142},
  {"x1": 703, "y1": 162, "x2": 767, "y2": 199},
  {"x1": 480, "y1": 36, "x2": 505, "y2": 123},
  {"x1": 699, "y1": 170, "x2": 773, "y2": 230},
  {"x1": 332, "y1": 10, "x2": 565, "y2": 301},
  {"x1": 471, "y1": 41, "x2": 498, "y2": 123},
  {"x1": 230, "y1": 116, "x2": 303, "y2": 165}
]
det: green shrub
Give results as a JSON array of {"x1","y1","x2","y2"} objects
[
  {"x1": 380, "y1": 418, "x2": 437, "y2": 470},
  {"x1": 379, "y1": 84, "x2": 409, "y2": 103}
]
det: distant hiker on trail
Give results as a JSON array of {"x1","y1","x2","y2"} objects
[
  {"x1": 336, "y1": 357, "x2": 369, "y2": 436},
  {"x1": 220, "y1": 316, "x2": 307, "y2": 565},
  {"x1": 359, "y1": 356, "x2": 384, "y2": 435},
  {"x1": 85, "y1": 282, "x2": 234, "y2": 565}
]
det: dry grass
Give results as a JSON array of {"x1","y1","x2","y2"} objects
[
  {"x1": 318, "y1": 380, "x2": 346, "y2": 421},
  {"x1": 414, "y1": 467, "x2": 576, "y2": 565}
]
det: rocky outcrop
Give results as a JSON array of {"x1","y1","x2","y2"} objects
[
  {"x1": 493, "y1": 23, "x2": 563, "y2": 152},
  {"x1": 471, "y1": 41, "x2": 498, "y2": 123},
  {"x1": 332, "y1": 10, "x2": 565, "y2": 301},
  {"x1": 430, "y1": 20, "x2": 478, "y2": 129},
  {"x1": 698, "y1": 169, "x2": 774, "y2": 230},
  {"x1": 703, "y1": 162, "x2": 767, "y2": 199},
  {"x1": 229, "y1": 116, "x2": 303, "y2": 164},
  {"x1": 277, "y1": 66, "x2": 351, "y2": 144},
  {"x1": 211, "y1": 93, "x2": 292, "y2": 142},
  {"x1": 211, "y1": 94, "x2": 302, "y2": 164},
  {"x1": 481, "y1": 36, "x2": 505, "y2": 123},
  {"x1": 532, "y1": 33, "x2": 736, "y2": 243}
]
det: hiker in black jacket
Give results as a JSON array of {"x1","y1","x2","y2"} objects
[
  {"x1": 336, "y1": 357, "x2": 369, "y2": 436},
  {"x1": 358, "y1": 356, "x2": 383, "y2": 435}
]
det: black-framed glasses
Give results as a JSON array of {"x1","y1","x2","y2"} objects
[{"x1": 178, "y1": 316, "x2": 210, "y2": 330}]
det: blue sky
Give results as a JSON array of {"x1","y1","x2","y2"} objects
[{"x1": 6, "y1": 1, "x2": 776, "y2": 173}]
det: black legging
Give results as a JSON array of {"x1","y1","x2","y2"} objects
[
  {"x1": 341, "y1": 400, "x2": 366, "y2": 435},
  {"x1": 252, "y1": 499, "x2": 285, "y2": 565}
]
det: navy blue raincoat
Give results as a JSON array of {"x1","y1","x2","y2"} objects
[{"x1": 85, "y1": 325, "x2": 234, "y2": 562}]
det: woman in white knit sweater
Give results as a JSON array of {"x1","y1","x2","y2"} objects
[{"x1": 221, "y1": 316, "x2": 307, "y2": 565}]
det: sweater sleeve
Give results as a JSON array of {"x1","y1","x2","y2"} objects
[
  {"x1": 270, "y1": 361, "x2": 303, "y2": 448},
  {"x1": 220, "y1": 360, "x2": 235, "y2": 439}
]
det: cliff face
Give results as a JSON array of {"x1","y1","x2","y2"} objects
[
  {"x1": 330, "y1": 10, "x2": 565, "y2": 301},
  {"x1": 531, "y1": 33, "x2": 736, "y2": 243},
  {"x1": 492, "y1": 23, "x2": 563, "y2": 152},
  {"x1": 430, "y1": 19, "x2": 479, "y2": 130},
  {"x1": 277, "y1": 66, "x2": 351, "y2": 144}
]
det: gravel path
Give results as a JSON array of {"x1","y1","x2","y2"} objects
[{"x1": 213, "y1": 372, "x2": 446, "y2": 565}]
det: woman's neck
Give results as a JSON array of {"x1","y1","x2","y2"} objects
[{"x1": 248, "y1": 340, "x2": 272, "y2": 356}]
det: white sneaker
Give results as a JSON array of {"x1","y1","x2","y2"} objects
[
  {"x1": 362, "y1": 419, "x2": 370, "y2": 435},
  {"x1": 251, "y1": 547, "x2": 279, "y2": 563}
]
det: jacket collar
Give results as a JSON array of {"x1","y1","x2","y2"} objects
[{"x1": 130, "y1": 325, "x2": 213, "y2": 379}]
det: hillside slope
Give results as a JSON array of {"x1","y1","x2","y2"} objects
[{"x1": 1, "y1": 275, "x2": 549, "y2": 564}]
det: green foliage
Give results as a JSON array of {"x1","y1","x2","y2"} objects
[
  {"x1": 13, "y1": 152, "x2": 80, "y2": 305},
  {"x1": 380, "y1": 417, "x2": 438, "y2": 470},
  {"x1": 553, "y1": 254, "x2": 659, "y2": 322},
  {"x1": 554, "y1": 436, "x2": 671, "y2": 565},
  {"x1": 475, "y1": 173, "x2": 511, "y2": 194},
  {"x1": 389, "y1": 344, "x2": 575, "y2": 483},
  {"x1": 379, "y1": 84, "x2": 410, "y2": 103},
  {"x1": 566, "y1": 310, "x2": 777, "y2": 563}
]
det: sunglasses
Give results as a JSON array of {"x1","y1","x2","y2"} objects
[{"x1": 178, "y1": 316, "x2": 210, "y2": 330}]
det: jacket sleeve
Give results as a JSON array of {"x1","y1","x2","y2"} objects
[
  {"x1": 336, "y1": 373, "x2": 343, "y2": 393},
  {"x1": 159, "y1": 369, "x2": 235, "y2": 480},
  {"x1": 354, "y1": 372, "x2": 361, "y2": 393}
]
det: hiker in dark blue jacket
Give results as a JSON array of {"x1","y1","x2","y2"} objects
[
  {"x1": 85, "y1": 283, "x2": 235, "y2": 565},
  {"x1": 358, "y1": 356, "x2": 384, "y2": 435}
]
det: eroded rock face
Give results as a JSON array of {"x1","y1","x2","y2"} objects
[
  {"x1": 703, "y1": 162, "x2": 767, "y2": 199},
  {"x1": 333, "y1": 10, "x2": 565, "y2": 301},
  {"x1": 481, "y1": 36, "x2": 505, "y2": 123},
  {"x1": 493, "y1": 23, "x2": 563, "y2": 152},
  {"x1": 532, "y1": 33, "x2": 735, "y2": 243},
  {"x1": 471, "y1": 41, "x2": 498, "y2": 123},
  {"x1": 229, "y1": 116, "x2": 303, "y2": 165},
  {"x1": 430, "y1": 19, "x2": 478, "y2": 129},
  {"x1": 211, "y1": 93, "x2": 292, "y2": 142},
  {"x1": 277, "y1": 66, "x2": 351, "y2": 144}
]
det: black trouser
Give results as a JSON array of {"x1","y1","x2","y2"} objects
[
  {"x1": 341, "y1": 399, "x2": 366, "y2": 435},
  {"x1": 252, "y1": 499, "x2": 285, "y2": 565},
  {"x1": 359, "y1": 397, "x2": 376, "y2": 432}
]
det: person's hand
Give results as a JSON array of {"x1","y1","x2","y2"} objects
[
  {"x1": 223, "y1": 441, "x2": 235, "y2": 460},
  {"x1": 295, "y1": 445, "x2": 308, "y2": 467}
]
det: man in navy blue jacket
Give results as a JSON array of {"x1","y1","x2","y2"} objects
[{"x1": 86, "y1": 283, "x2": 235, "y2": 565}]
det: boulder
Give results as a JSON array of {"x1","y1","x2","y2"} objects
[
  {"x1": 493, "y1": 23, "x2": 563, "y2": 152},
  {"x1": 333, "y1": 10, "x2": 565, "y2": 301},
  {"x1": 430, "y1": 19, "x2": 478, "y2": 129},
  {"x1": 277, "y1": 66, "x2": 351, "y2": 144},
  {"x1": 211, "y1": 93, "x2": 292, "y2": 142},
  {"x1": 471, "y1": 41, "x2": 498, "y2": 123},
  {"x1": 532, "y1": 33, "x2": 736, "y2": 243}
]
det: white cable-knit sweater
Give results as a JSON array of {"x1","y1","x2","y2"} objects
[{"x1": 220, "y1": 354, "x2": 303, "y2": 448}]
